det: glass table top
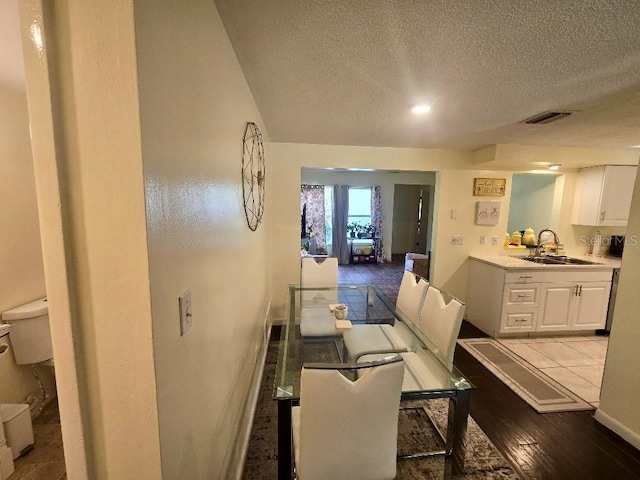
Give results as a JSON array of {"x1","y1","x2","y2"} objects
[{"x1": 274, "y1": 284, "x2": 473, "y2": 400}]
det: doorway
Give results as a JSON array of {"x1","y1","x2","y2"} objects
[{"x1": 392, "y1": 184, "x2": 433, "y2": 256}]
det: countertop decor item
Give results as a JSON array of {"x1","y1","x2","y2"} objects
[
  {"x1": 522, "y1": 227, "x2": 536, "y2": 246},
  {"x1": 242, "y1": 122, "x2": 266, "y2": 231}
]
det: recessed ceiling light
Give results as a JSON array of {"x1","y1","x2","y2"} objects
[
  {"x1": 547, "y1": 164, "x2": 561, "y2": 171},
  {"x1": 411, "y1": 103, "x2": 431, "y2": 115}
]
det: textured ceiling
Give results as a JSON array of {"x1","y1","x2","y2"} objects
[
  {"x1": 215, "y1": 0, "x2": 640, "y2": 151},
  {"x1": 3, "y1": 2, "x2": 640, "y2": 152}
]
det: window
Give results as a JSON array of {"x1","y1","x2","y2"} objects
[{"x1": 348, "y1": 187, "x2": 372, "y2": 226}]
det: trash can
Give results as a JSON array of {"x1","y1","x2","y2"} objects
[{"x1": 0, "y1": 404, "x2": 34, "y2": 459}]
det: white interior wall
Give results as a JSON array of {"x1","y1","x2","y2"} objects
[
  {"x1": 135, "y1": 0, "x2": 271, "y2": 478},
  {"x1": 0, "y1": 86, "x2": 46, "y2": 404},
  {"x1": 301, "y1": 169, "x2": 435, "y2": 260},
  {"x1": 272, "y1": 143, "x2": 475, "y2": 320},
  {"x1": 597, "y1": 164, "x2": 640, "y2": 448},
  {"x1": 272, "y1": 143, "x2": 635, "y2": 320}
]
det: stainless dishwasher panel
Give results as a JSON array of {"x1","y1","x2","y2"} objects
[{"x1": 605, "y1": 268, "x2": 620, "y2": 332}]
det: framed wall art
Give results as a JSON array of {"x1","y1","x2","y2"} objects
[
  {"x1": 474, "y1": 178, "x2": 506, "y2": 197},
  {"x1": 476, "y1": 201, "x2": 501, "y2": 225}
]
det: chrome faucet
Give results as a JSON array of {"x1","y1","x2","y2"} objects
[{"x1": 536, "y1": 229, "x2": 560, "y2": 256}]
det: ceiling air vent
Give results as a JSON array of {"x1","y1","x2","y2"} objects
[{"x1": 524, "y1": 111, "x2": 573, "y2": 125}]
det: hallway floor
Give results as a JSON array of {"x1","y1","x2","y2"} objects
[{"x1": 9, "y1": 400, "x2": 65, "y2": 480}]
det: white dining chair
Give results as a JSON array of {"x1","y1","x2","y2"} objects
[
  {"x1": 396, "y1": 270, "x2": 429, "y2": 324},
  {"x1": 416, "y1": 285, "x2": 466, "y2": 365},
  {"x1": 358, "y1": 285, "x2": 465, "y2": 460},
  {"x1": 300, "y1": 256, "x2": 338, "y2": 286},
  {"x1": 342, "y1": 272, "x2": 428, "y2": 361},
  {"x1": 292, "y1": 355, "x2": 404, "y2": 480},
  {"x1": 300, "y1": 257, "x2": 339, "y2": 337}
]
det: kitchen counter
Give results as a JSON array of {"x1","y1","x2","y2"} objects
[
  {"x1": 469, "y1": 253, "x2": 621, "y2": 270},
  {"x1": 467, "y1": 253, "x2": 619, "y2": 337}
]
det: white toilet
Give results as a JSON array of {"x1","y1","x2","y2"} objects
[{"x1": 1, "y1": 298, "x2": 56, "y2": 407}]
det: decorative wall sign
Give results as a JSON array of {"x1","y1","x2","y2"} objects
[
  {"x1": 474, "y1": 178, "x2": 506, "y2": 197},
  {"x1": 476, "y1": 201, "x2": 501, "y2": 225},
  {"x1": 242, "y1": 122, "x2": 265, "y2": 231}
]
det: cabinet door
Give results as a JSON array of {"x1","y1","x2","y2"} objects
[
  {"x1": 600, "y1": 166, "x2": 638, "y2": 226},
  {"x1": 538, "y1": 283, "x2": 574, "y2": 331},
  {"x1": 572, "y1": 282, "x2": 611, "y2": 330}
]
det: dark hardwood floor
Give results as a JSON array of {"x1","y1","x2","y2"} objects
[
  {"x1": 456, "y1": 322, "x2": 640, "y2": 480},
  {"x1": 336, "y1": 257, "x2": 640, "y2": 479}
]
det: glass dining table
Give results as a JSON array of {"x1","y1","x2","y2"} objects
[{"x1": 273, "y1": 284, "x2": 475, "y2": 479}]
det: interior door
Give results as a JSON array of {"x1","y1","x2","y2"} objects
[{"x1": 391, "y1": 184, "x2": 430, "y2": 255}]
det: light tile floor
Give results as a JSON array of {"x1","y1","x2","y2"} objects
[
  {"x1": 497, "y1": 335, "x2": 609, "y2": 407},
  {"x1": 9, "y1": 400, "x2": 65, "y2": 480}
]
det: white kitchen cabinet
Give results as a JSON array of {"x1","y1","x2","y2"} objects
[
  {"x1": 537, "y1": 283, "x2": 574, "y2": 331},
  {"x1": 572, "y1": 165, "x2": 638, "y2": 226},
  {"x1": 538, "y1": 281, "x2": 610, "y2": 332},
  {"x1": 466, "y1": 258, "x2": 612, "y2": 337}
]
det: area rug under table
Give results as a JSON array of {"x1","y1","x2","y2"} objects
[{"x1": 457, "y1": 338, "x2": 594, "y2": 413}]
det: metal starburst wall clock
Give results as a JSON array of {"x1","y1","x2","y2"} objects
[{"x1": 242, "y1": 122, "x2": 266, "y2": 231}]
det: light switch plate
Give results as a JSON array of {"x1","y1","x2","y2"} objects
[{"x1": 179, "y1": 290, "x2": 192, "y2": 336}]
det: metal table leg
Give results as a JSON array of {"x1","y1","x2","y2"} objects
[
  {"x1": 444, "y1": 389, "x2": 471, "y2": 479},
  {"x1": 277, "y1": 400, "x2": 293, "y2": 480}
]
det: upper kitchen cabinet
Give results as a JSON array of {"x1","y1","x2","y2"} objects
[{"x1": 572, "y1": 165, "x2": 638, "y2": 226}]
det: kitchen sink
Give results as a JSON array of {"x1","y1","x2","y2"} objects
[{"x1": 514, "y1": 256, "x2": 603, "y2": 266}]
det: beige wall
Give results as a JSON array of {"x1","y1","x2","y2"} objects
[
  {"x1": 22, "y1": 0, "x2": 160, "y2": 478},
  {"x1": 135, "y1": 0, "x2": 271, "y2": 478},
  {"x1": 271, "y1": 143, "x2": 636, "y2": 319},
  {"x1": 597, "y1": 168, "x2": 640, "y2": 447},
  {"x1": 301, "y1": 169, "x2": 436, "y2": 259},
  {"x1": 271, "y1": 142, "x2": 472, "y2": 319},
  {"x1": 0, "y1": 87, "x2": 46, "y2": 404}
]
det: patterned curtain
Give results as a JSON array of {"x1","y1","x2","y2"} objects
[
  {"x1": 371, "y1": 185, "x2": 384, "y2": 263},
  {"x1": 301, "y1": 185, "x2": 326, "y2": 254}
]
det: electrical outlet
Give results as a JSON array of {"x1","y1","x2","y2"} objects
[
  {"x1": 451, "y1": 235, "x2": 463, "y2": 245},
  {"x1": 492, "y1": 236, "x2": 498, "y2": 246},
  {"x1": 479, "y1": 236, "x2": 485, "y2": 245},
  {"x1": 450, "y1": 209, "x2": 458, "y2": 220},
  {"x1": 179, "y1": 290, "x2": 192, "y2": 336}
]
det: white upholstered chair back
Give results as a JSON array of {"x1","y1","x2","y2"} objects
[
  {"x1": 293, "y1": 356, "x2": 404, "y2": 480},
  {"x1": 301, "y1": 257, "x2": 338, "y2": 286},
  {"x1": 396, "y1": 270, "x2": 429, "y2": 324},
  {"x1": 417, "y1": 286, "x2": 465, "y2": 364}
]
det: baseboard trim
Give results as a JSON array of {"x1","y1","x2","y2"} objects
[
  {"x1": 594, "y1": 408, "x2": 640, "y2": 450},
  {"x1": 230, "y1": 303, "x2": 272, "y2": 480}
]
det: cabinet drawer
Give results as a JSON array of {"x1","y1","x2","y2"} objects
[
  {"x1": 505, "y1": 271, "x2": 544, "y2": 284},
  {"x1": 506, "y1": 286, "x2": 539, "y2": 305},
  {"x1": 504, "y1": 283, "x2": 540, "y2": 306},
  {"x1": 505, "y1": 311, "x2": 536, "y2": 328}
]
